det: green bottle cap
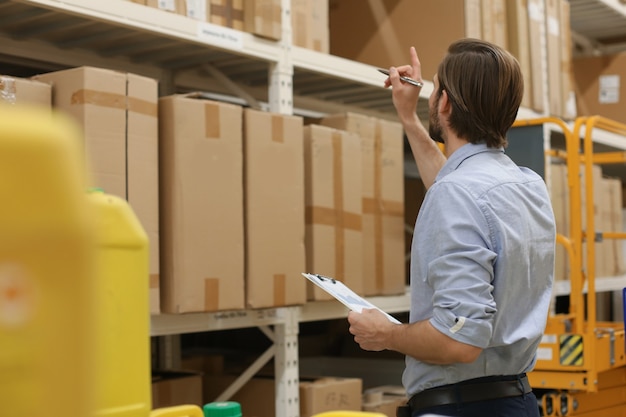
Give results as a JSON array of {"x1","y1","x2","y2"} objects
[
  {"x1": 203, "y1": 402, "x2": 242, "y2": 417},
  {"x1": 86, "y1": 187, "x2": 104, "y2": 194}
]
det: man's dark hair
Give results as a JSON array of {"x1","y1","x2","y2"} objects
[{"x1": 436, "y1": 38, "x2": 524, "y2": 148}]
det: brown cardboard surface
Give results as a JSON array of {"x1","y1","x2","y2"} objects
[
  {"x1": 506, "y1": 0, "x2": 533, "y2": 109},
  {"x1": 244, "y1": 0, "x2": 281, "y2": 40},
  {"x1": 329, "y1": 0, "x2": 468, "y2": 82},
  {"x1": 292, "y1": 0, "x2": 329, "y2": 53},
  {"x1": 549, "y1": 163, "x2": 569, "y2": 281},
  {"x1": 159, "y1": 94, "x2": 244, "y2": 313},
  {"x1": 320, "y1": 114, "x2": 404, "y2": 296},
  {"x1": 580, "y1": 164, "x2": 604, "y2": 278},
  {"x1": 243, "y1": 109, "x2": 306, "y2": 308},
  {"x1": 204, "y1": 374, "x2": 276, "y2": 416},
  {"x1": 299, "y1": 377, "x2": 363, "y2": 417},
  {"x1": 203, "y1": 374, "x2": 362, "y2": 417},
  {"x1": 304, "y1": 124, "x2": 363, "y2": 300},
  {"x1": 210, "y1": 0, "x2": 244, "y2": 30},
  {"x1": 464, "y1": 0, "x2": 482, "y2": 39},
  {"x1": 35, "y1": 66, "x2": 128, "y2": 199},
  {"x1": 0, "y1": 76, "x2": 51, "y2": 108},
  {"x1": 545, "y1": 0, "x2": 562, "y2": 117},
  {"x1": 528, "y1": 0, "x2": 546, "y2": 112},
  {"x1": 607, "y1": 178, "x2": 625, "y2": 276},
  {"x1": 151, "y1": 370, "x2": 203, "y2": 409},
  {"x1": 126, "y1": 73, "x2": 161, "y2": 314},
  {"x1": 559, "y1": 0, "x2": 576, "y2": 119},
  {"x1": 481, "y1": 0, "x2": 509, "y2": 50},
  {"x1": 572, "y1": 52, "x2": 626, "y2": 125}
]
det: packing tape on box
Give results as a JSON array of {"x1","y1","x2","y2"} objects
[
  {"x1": 70, "y1": 89, "x2": 157, "y2": 117},
  {"x1": 204, "y1": 102, "x2": 221, "y2": 138},
  {"x1": 204, "y1": 278, "x2": 220, "y2": 311},
  {"x1": 274, "y1": 273, "x2": 286, "y2": 305},
  {"x1": 271, "y1": 114, "x2": 284, "y2": 143},
  {"x1": 211, "y1": 0, "x2": 244, "y2": 27}
]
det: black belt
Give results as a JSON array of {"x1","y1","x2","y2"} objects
[{"x1": 407, "y1": 374, "x2": 532, "y2": 412}]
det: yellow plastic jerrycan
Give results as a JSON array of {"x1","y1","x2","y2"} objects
[
  {"x1": 87, "y1": 189, "x2": 151, "y2": 417},
  {"x1": 0, "y1": 105, "x2": 97, "y2": 417}
]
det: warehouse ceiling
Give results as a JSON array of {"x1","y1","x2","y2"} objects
[{"x1": 570, "y1": 0, "x2": 626, "y2": 57}]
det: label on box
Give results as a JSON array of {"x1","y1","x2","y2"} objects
[
  {"x1": 197, "y1": 22, "x2": 243, "y2": 50},
  {"x1": 528, "y1": 1, "x2": 543, "y2": 22},
  {"x1": 186, "y1": 0, "x2": 206, "y2": 21},
  {"x1": 158, "y1": 0, "x2": 176, "y2": 11},
  {"x1": 599, "y1": 75, "x2": 620, "y2": 104},
  {"x1": 547, "y1": 16, "x2": 560, "y2": 36}
]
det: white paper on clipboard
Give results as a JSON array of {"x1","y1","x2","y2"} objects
[{"x1": 302, "y1": 273, "x2": 401, "y2": 324}]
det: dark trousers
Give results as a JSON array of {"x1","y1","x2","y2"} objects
[{"x1": 411, "y1": 392, "x2": 540, "y2": 417}]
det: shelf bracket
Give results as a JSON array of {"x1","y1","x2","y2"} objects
[{"x1": 202, "y1": 63, "x2": 262, "y2": 110}]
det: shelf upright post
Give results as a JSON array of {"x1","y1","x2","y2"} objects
[
  {"x1": 274, "y1": 307, "x2": 300, "y2": 417},
  {"x1": 268, "y1": 0, "x2": 294, "y2": 115}
]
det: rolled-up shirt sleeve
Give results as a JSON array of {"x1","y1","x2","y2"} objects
[{"x1": 423, "y1": 182, "x2": 498, "y2": 349}]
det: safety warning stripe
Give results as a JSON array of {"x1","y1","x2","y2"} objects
[{"x1": 559, "y1": 335, "x2": 583, "y2": 366}]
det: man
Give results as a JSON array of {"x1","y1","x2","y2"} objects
[{"x1": 347, "y1": 39, "x2": 556, "y2": 417}]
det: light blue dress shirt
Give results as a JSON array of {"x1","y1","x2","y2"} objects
[{"x1": 403, "y1": 143, "x2": 556, "y2": 396}]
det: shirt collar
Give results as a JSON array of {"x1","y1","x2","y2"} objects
[{"x1": 435, "y1": 143, "x2": 505, "y2": 182}]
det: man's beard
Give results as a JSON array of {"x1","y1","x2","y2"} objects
[{"x1": 428, "y1": 98, "x2": 444, "y2": 144}]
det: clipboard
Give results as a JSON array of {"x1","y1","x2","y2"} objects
[{"x1": 302, "y1": 273, "x2": 401, "y2": 324}]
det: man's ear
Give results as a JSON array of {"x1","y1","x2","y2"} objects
[{"x1": 439, "y1": 90, "x2": 452, "y2": 115}]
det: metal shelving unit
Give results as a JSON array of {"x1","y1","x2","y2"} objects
[{"x1": 3, "y1": 1, "x2": 626, "y2": 416}]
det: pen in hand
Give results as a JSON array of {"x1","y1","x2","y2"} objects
[{"x1": 377, "y1": 68, "x2": 423, "y2": 88}]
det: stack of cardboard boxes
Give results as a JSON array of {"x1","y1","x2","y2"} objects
[
  {"x1": 328, "y1": 0, "x2": 576, "y2": 120},
  {"x1": 550, "y1": 162, "x2": 625, "y2": 282}
]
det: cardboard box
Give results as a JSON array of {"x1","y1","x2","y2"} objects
[
  {"x1": 243, "y1": 109, "x2": 306, "y2": 308},
  {"x1": 300, "y1": 356, "x2": 404, "y2": 390},
  {"x1": 527, "y1": 0, "x2": 546, "y2": 112},
  {"x1": 572, "y1": 52, "x2": 626, "y2": 125},
  {"x1": 204, "y1": 374, "x2": 276, "y2": 416},
  {"x1": 599, "y1": 177, "x2": 625, "y2": 278},
  {"x1": 506, "y1": 0, "x2": 533, "y2": 109},
  {"x1": 481, "y1": 0, "x2": 508, "y2": 50},
  {"x1": 210, "y1": 0, "x2": 244, "y2": 30},
  {"x1": 244, "y1": 0, "x2": 281, "y2": 40},
  {"x1": 320, "y1": 113, "x2": 404, "y2": 296},
  {"x1": 0, "y1": 75, "x2": 51, "y2": 108},
  {"x1": 152, "y1": 370, "x2": 203, "y2": 409},
  {"x1": 159, "y1": 94, "x2": 244, "y2": 313},
  {"x1": 203, "y1": 374, "x2": 362, "y2": 417},
  {"x1": 362, "y1": 385, "x2": 407, "y2": 417},
  {"x1": 580, "y1": 164, "x2": 604, "y2": 278},
  {"x1": 292, "y1": 0, "x2": 329, "y2": 53},
  {"x1": 545, "y1": 0, "x2": 562, "y2": 117},
  {"x1": 329, "y1": 0, "x2": 480, "y2": 82},
  {"x1": 559, "y1": 0, "x2": 576, "y2": 119},
  {"x1": 34, "y1": 67, "x2": 161, "y2": 313},
  {"x1": 549, "y1": 163, "x2": 569, "y2": 281},
  {"x1": 300, "y1": 377, "x2": 363, "y2": 417},
  {"x1": 304, "y1": 124, "x2": 363, "y2": 300}
]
